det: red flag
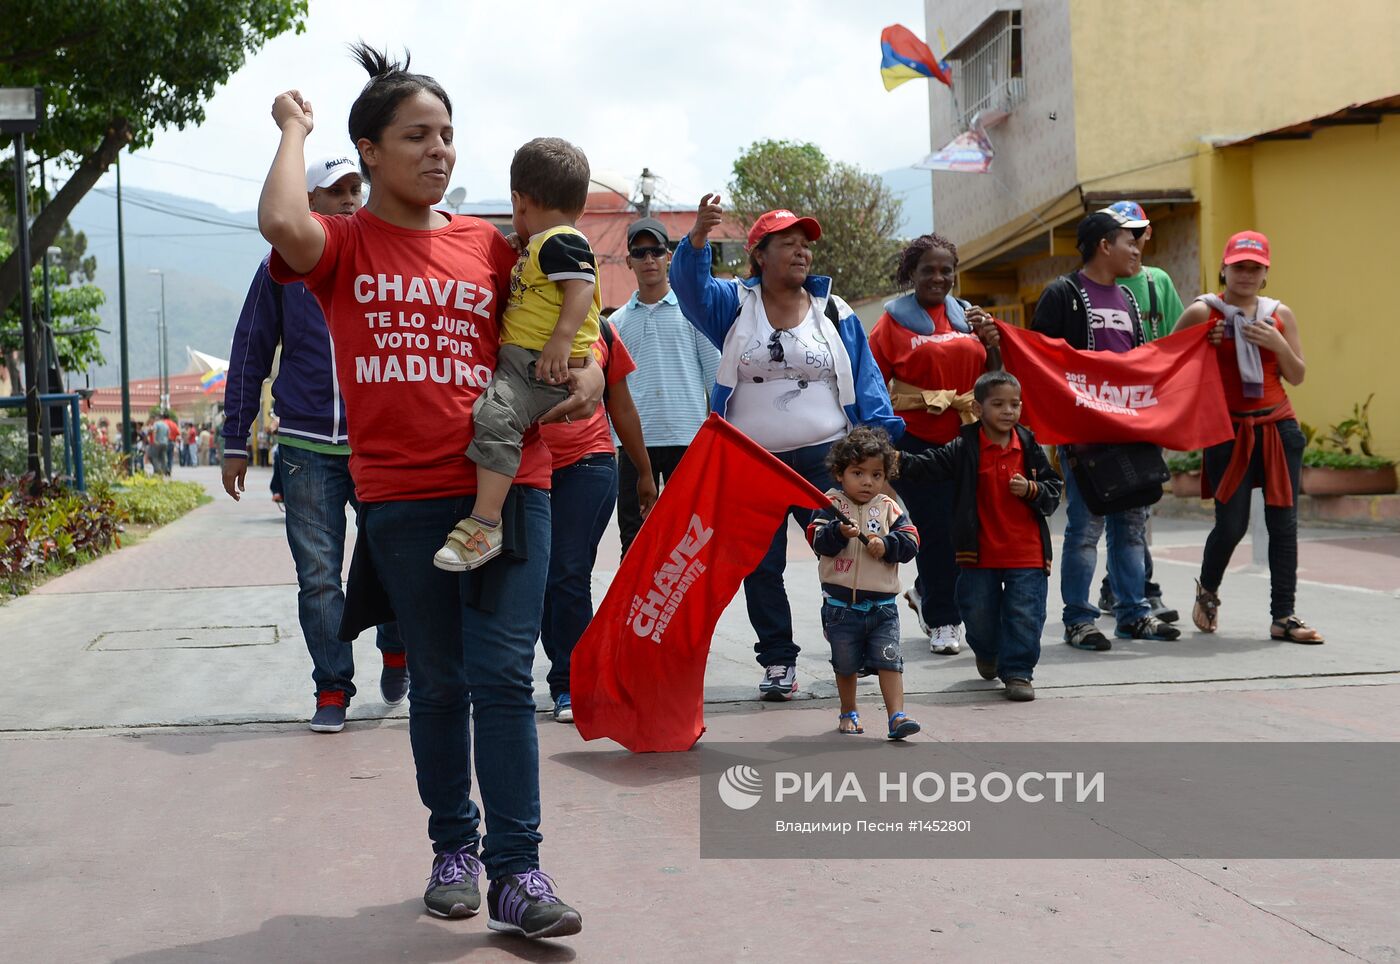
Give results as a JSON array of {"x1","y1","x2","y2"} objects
[
  {"x1": 996, "y1": 321, "x2": 1235, "y2": 451},
  {"x1": 572, "y1": 415, "x2": 829, "y2": 753}
]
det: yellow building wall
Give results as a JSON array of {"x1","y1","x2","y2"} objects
[
  {"x1": 1068, "y1": 0, "x2": 1400, "y2": 198},
  {"x1": 1237, "y1": 116, "x2": 1400, "y2": 459}
]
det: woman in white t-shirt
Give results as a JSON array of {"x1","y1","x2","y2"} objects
[{"x1": 670, "y1": 194, "x2": 902, "y2": 702}]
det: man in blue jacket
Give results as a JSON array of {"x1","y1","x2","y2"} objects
[{"x1": 221, "y1": 156, "x2": 405, "y2": 733}]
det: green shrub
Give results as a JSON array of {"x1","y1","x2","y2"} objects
[
  {"x1": 0, "y1": 417, "x2": 28, "y2": 478},
  {"x1": 1, "y1": 474, "x2": 120, "y2": 597},
  {"x1": 111, "y1": 475, "x2": 211, "y2": 525},
  {"x1": 1166, "y1": 450, "x2": 1202, "y2": 473},
  {"x1": 82, "y1": 423, "x2": 129, "y2": 501},
  {"x1": 1301, "y1": 449, "x2": 1395, "y2": 470}
]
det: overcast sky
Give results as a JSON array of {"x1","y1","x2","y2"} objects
[{"x1": 90, "y1": 0, "x2": 939, "y2": 211}]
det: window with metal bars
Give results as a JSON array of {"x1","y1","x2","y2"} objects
[{"x1": 947, "y1": 10, "x2": 1024, "y2": 131}]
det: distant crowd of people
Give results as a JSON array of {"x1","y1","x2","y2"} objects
[{"x1": 94, "y1": 414, "x2": 224, "y2": 475}]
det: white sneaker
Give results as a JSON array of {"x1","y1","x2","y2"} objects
[
  {"x1": 903, "y1": 588, "x2": 933, "y2": 637},
  {"x1": 930, "y1": 625, "x2": 962, "y2": 655}
]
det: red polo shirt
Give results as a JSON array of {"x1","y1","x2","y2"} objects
[{"x1": 973, "y1": 427, "x2": 1044, "y2": 569}]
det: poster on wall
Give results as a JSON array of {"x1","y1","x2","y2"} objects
[{"x1": 914, "y1": 125, "x2": 994, "y2": 174}]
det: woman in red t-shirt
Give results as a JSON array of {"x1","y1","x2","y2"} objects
[
  {"x1": 537, "y1": 321, "x2": 656, "y2": 725},
  {"x1": 1174, "y1": 231, "x2": 1321, "y2": 644},
  {"x1": 257, "y1": 45, "x2": 594, "y2": 938},
  {"x1": 868, "y1": 234, "x2": 998, "y2": 656}
]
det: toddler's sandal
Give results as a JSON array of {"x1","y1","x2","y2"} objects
[{"x1": 887, "y1": 712, "x2": 920, "y2": 741}]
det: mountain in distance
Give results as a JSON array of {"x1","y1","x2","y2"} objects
[
  {"x1": 67, "y1": 187, "x2": 268, "y2": 387},
  {"x1": 881, "y1": 166, "x2": 934, "y2": 239}
]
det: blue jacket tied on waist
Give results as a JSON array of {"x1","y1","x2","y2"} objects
[
  {"x1": 222, "y1": 257, "x2": 348, "y2": 457},
  {"x1": 668, "y1": 238, "x2": 902, "y2": 443}
]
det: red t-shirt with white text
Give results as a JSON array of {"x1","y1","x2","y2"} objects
[
  {"x1": 869, "y1": 303, "x2": 987, "y2": 444},
  {"x1": 268, "y1": 209, "x2": 549, "y2": 502},
  {"x1": 540, "y1": 322, "x2": 636, "y2": 471}
]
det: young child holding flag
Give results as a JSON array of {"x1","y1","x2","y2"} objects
[
  {"x1": 897, "y1": 372, "x2": 1062, "y2": 701},
  {"x1": 806, "y1": 427, "x2": 922, "y2": 739}
]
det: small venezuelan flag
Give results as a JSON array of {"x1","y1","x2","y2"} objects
[
  {"x1": 200, "y1": 369, "x2": 226, "y2": 394},
  {"x1": 880, "y1": 24, "x2": 952, "y2": 91}
]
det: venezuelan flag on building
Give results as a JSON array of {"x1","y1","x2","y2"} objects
[
  {"x1": 200, "y1": 369, "x2": 226, "y2": 394},
  {"x1": 880, "y1": 24, "x2": 952, "y2": 91}
]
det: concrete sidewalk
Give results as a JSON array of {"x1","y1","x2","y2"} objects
[{"x1": 2, "y1": 466, "x2": 1399, "y2": 961}]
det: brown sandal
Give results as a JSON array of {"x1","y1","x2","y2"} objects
[
  {"x1": 1271, "y1": 616, "x2": 1325, "y2": 645},
  {"x1": 1192, "y1": 579, "x2": 1220, "y2": 633}
]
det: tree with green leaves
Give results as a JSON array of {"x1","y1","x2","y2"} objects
[
  {"x1": 726, "y1": 139, "x2": 904, "y2": 302},
  {"x1": 0, "y1": 218, "x2": 105, "y2": 391},
  {"x1": 0, "y1": 0, "x2": 308, "y2": 318}
]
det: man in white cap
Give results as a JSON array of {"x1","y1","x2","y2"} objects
[{"x1": 221, "y1": 155, "x2": 407, "y2": 733}]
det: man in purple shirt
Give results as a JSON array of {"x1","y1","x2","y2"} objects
[{"x1": 1030, "y1": 210, "x2": 1181, "y2": 651}]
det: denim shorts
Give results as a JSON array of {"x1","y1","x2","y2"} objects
[{"x1": 821, "y1": 601, "x2": 903, "y2": 676}]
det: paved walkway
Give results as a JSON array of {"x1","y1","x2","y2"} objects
[{"x1": 3, "y1": 466, "x2": 1398, "y2": 961}]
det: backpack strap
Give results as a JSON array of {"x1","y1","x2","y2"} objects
[{"x1": 1145, "y1": 270, "x2": 1160, "y2": 338}]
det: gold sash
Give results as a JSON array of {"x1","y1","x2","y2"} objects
[{"x1": 888, "y1": 378, "x2": 977, "y2": 424}]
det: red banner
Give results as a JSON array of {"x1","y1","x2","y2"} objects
[
  {"x1": 996, "y1": 321, "x2": 1235, "y2": 450},
  {"x1": 572, "y1": 415, "x2": 829, "y2": 753}
]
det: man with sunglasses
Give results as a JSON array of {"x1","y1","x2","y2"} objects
[{"x1": 611, "y1": 217, "x2": 720, "y2": 554}]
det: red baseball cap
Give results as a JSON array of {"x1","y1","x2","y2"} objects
[
  {"x1": 1222, "y1": 230, "x2": 1270, "y2": 266},
  {"x1": 746, "y1": 209, "x2": 822, "y2": 251}
]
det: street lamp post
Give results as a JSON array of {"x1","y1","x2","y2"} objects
[
  {"x1": 37, "y1": 243, "x2": 62, "y2": 477},
  {"x1": 115, "y1": 154, "x2": 133, "y2": 463},
  {"x1": 148, "y1": 268, "x2": 169, "y2": 411},
  {"x1": 1, "y1": 86, "x2": 45, "y2": 482},
  {"x1": 639, "y1": 167, "x2": 656, "y2": 218}
]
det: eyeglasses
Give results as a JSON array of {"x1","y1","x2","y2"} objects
[
  {"x1": 629, "y1": 245, "x2": 668, "y2": 261},
  {"x1": 768, "y1": 330, "x2": 785, "y2": 363}
]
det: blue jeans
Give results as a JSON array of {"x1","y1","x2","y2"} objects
[
  {"x1": 821, "y1": 602, "x2": 903, "y2": 676},
  {"x1": 893, "y1": 435, "x2": 961, "y2": 627},
  {"x1": 957, "y1": 567, "x2": 1047, "y2": 681},
  {"x1": 743, "y1": 441, "x2": 836, "y2": 667},
  {"x1": 1059, "y1": 448, "x2": 1149, "y2": 627},
  {"x1": 279, "y1": 447, "x2": 402, "y2": 698},
  {"x1": 362, "y1": 488, "x2": 548, "y2": 877},
  {"x1": 541, "y1": 453, "x2": 618, "y2": 700}
]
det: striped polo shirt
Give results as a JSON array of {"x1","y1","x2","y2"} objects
[{"x1": 611, "y1": 288, "x2": 720, "y2": 447}]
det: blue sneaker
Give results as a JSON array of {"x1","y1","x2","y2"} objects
[
  {"x1": 380, "y1": 661, "x2": 409, "y2": 705},
  {"x1": 424, "y1": 847, "x2": 483, "y2": 918},
  {"x1": 487, "y1": 870, "x2": 582, "y2": 939},
  {"x1": 552, "y1": 693, "x2": 573, "y2": 724},
  {"x1": 309, "y1": 691, "x2": 347, "y2": 733}
]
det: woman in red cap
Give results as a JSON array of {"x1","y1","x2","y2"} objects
[
  {"x1": 671, "y1": 194, "x2": 903, "y2": 701},
  {"x1": 1174, "y1": 231, "x2": 1323, "y2": 644}
]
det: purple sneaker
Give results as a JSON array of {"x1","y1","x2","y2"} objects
[
  {"x1": 486, "y1": 870, "x2": 582, "y2": 939},
  {"x1": 423, "y1": 847, "x2": 483, "y2": 918}
]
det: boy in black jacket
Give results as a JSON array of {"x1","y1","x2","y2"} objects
[{"x1": 898, "y1": 372, "x2": 1061, "y2": 701}]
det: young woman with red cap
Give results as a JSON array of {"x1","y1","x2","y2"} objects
[
  {"x1": 671, "y1": 194, "x2": 902, "y2": 702},
  {"x1": 1174, "y1": 231, "x2": 1323, "y2": 644}
]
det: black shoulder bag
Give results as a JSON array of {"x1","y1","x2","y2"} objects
[{"x1": 1064, "y1": 442, "x2": 1169, "y2": 515}]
